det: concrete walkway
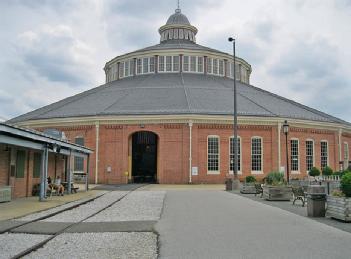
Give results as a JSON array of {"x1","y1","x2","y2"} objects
[
  {"x1": 0, "y1": 185, "x2": 101, "y2": 221},
  {"x1": 156, "y1": 190, "x2": 351, "y2": 259}
]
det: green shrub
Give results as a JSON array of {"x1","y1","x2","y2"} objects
[
  {"x1": 265, "y1": 172, "x2": 285, "y2": 185},
  {"x1": 309, "y1": 167, "x2": 320, "y2": 177},
  {"x1": 340, "y1": 172, "x2": 351, "y2": 197},
  {"x1": 245, "y1": 176, "x2": 256, "y2": 183},
  {"x1": 331, "y1": 190, "x2": 345, "y2": 197},
  {"x1": 322, "y1": 166, "x2": 333, "y2": 176}
]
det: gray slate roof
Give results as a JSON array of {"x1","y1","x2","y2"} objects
[
  {"x1": 166, "y1": 11, "x2": 190, "y2": 25},
  {"x1": 8, "y1": 73, "x2": 348, "y2": 125}
]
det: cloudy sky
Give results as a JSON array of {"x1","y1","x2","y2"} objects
[{"x1": 0, "y1": 0, "x2": 350, "y2": 122}]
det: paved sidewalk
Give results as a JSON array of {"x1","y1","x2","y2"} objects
[
  {"x1": 156, "y1": 190, "x2": 351, "y2": 259},
  {"x1": 0, "y1": 188, "x2": 103, "y2": 221},
  {"x1": 231, "y1": 190, "x2": 351, "y2": 234}
]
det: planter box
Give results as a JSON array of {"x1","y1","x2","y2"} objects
[
  {"x1": 240, "y1": 183, "x2": 256, "y2": 194},
  {"x1": 0, "y1": 186, "x2": 12, "y2": 202},
  {"x1": 263, "y1": 186, "x2": 292, "y2": 201},
  {"x1": 326, "y1": 196, "x2": 351, "y2": 222}
]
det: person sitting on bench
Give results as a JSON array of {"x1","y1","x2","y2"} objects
[{"x1": 54, "y1": 176, "x2": 65, "y2": 196}]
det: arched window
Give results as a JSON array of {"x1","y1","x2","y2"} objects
[
  {"x1": 207, "y1": 136, "x2": 220, "y2": 173},
  {"x1": 320, "y1": 141, "x2": 328, "y2": 169},
  {"x1": 306, "y1": 140, "x2": 314, "y2": 172},
  {"x1": 291, "y1": 139, "x2": 299, "y2": 172},
  {"x1": 251, "y1": 137, "x2": 262, "y2": 173},
  {"x1": 74, "y1": 137, "x2": 84, "y2": 172},
  {"x1": 229, "y1": 136, "x2": 241, "y2": 173}
]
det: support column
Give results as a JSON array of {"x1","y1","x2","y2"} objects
[
  {"x1": 67, "y1": 151, "x2": 72, "y2": 194},
  {"x1": 155, "y1": 55, "x2": 159, "y2": 73},
  {"x1": 179, "y1": 54, "x2": 183, "y2": 73},
  {"x1": 339, "y1": 128, "x2": 342, "y2": 165},
  {"x1": 204, "y1": 56, "x2": 207, "y2": 75},
  {"x1": 95, "y1": 121, "x2": 100, "y2": 184},
  {"x1": 189, "y1": 121, "x2": 193, "y2": 183},
  {"x1": 86, "y1": 154, "x2": 90, "y2": 191},
  {"x1": 224, "y1": 59, "x2": 228, "y2": 78},
  {"x1": 278, "y1": 122, "x2": 282, "y2": 171},
  {"x1": 39, "y1": 146, "x2": 48, "y2": 201}
]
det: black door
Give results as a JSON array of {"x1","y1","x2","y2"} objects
[{"x1": 132, "y1": 132, "x2": 157, "y2": 183}]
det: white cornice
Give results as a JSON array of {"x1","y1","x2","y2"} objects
[
  {"x1": 13, "y1": 114, "x2": 351, "y2": 133},
  {"x1": 105, "y1": 48, "x2": 251, "y2": 70}
]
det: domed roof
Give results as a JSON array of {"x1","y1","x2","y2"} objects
[
  {"x1": 166, "y1": 9, "x2": 190, "y2": 25},
  {"x1": 8, "y1": 73, "x2": 348, "y2": 125}
]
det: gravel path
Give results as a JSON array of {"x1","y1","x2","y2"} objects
[
  {"x1": 0, "y1": 233, "x2": 50, "y2": 259},
  {"x1": 42, "y1": 191, "x2": 128, "y2": 222},
  {"x1": 86, "y1": 191, "x2": 165, "y2": 222},
  {"x1": 24, "y1": 232, "x2": 157, "y2": 259}
]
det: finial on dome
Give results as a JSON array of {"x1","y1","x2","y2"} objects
[{"x1": 175, "y1": 0, "x2": 181, "y2": 13}]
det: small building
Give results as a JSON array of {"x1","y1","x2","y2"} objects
[
  {"x1": 0, "y1": 123, "x2": 92, "y2": 200},
  {"x1": 8, "y1": 8, "x2": 351, "y2": 185}
]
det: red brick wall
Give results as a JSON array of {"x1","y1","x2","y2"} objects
[
  {"x1": 0, "y1": 146, "x2": 10, "y2": 186},
  {"x1": 280, "y1": 128, "x2": 337, "y2": 179},
  {"x1": 25, "y1": 122, "x2": 350, "y2": 184}
]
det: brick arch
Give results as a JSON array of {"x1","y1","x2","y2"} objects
[{"x1": 128, "y1": 130, "x2": 160, "y2": 183}]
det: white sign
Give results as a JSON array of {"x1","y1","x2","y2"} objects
[
  {"x1": 280, "y1": 166, "x2": 285, "y2": 173},
  {"x1": 192, "y1": 167, "x2": 198, "y2": 176}
]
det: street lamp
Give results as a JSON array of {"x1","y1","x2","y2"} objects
[
  {"x1": 228, "y1": 37, "x2": 239, "y2": 190},
  {"x1": 282, "y1": 120, "x2": 290, "y2": 184}
]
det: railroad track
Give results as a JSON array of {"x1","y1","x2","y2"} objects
[{"x1": 6, "y1": 184, "x2": 147, "y2": 259}]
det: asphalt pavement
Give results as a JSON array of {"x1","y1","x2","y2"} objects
[{"x1": 155, "y1": 190, "x2": 351, "y2": 259}]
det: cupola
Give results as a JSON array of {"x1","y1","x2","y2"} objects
[{"x1": 159, "y1": 8, "x2": 198, "y2": 43}]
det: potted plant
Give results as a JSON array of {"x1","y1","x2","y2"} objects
[
  {"x1": 322, "y1": 166, "x2": 333, "y2": 176},
  {"x1": 326, "y1": 171, "x2": 351, "y2": 222},
  {"x1": 262, "y1": 172, "x2": 292, "y2": 201},
  {"x1": 240, "y1": 176, "x2": 257, "y2": 194},
  {"x1": 309, "y1": 167, "x2": 321, "y2": 181}
]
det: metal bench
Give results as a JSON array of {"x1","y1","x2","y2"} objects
[
  {"x1": 292, "y1": 186, "x2": 306, "y2": 206},
  {"x1": 254, "y1": 183, "x2": 263, "y2": 198}
]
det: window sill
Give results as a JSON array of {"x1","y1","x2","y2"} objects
[
  {"x1": 207, "y1": 171, "x2": 220, "y2": 175},
  {"x1": 291, "y1": 171, "x2": 300, "y2": 174},
  {"x1": 229, "y1": 171, "x2": 242, "y2": 175},
  {"x1": 251, "y1": 171, "x2": 263, "y2": 175}
]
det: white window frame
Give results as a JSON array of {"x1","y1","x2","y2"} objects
[
  {"x1": 229, "y1": 136, "x2": 242, "y2": 175},
  {"x1": 207, "y1": 57, "x2": 213, "y2": 74},
  {"x1": 305, "y1": 139, "x2": 314, "y2": 173},
  {"x1": 290, "y1": 138, "x2": 300, "y2": 174},
  {"x1": 251, "y1": 136, "x2": 263, "y2": 174},
  {"x1": 344, "y1": 142, "x2": 349, "y2": 166},
  {"x1": 119, "y1": 62, "x2": 124, "y2": 79},
  {"x1": 159, "y1": 55, "x2": 180, "y2": 73},
  {"x1": 183, "y1": 56, "x2": 204, "y2": 74},
  {"x1": 135, "y1": 57, "x2": 155, "y2": 75},
  {"x1": 320, "y1": 140, "x2": 329, "y2": 169},
  {"x1": 207, "y1": 135, "x2": 220, "y2": 174}
]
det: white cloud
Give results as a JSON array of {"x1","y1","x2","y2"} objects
[{"x1": 0, "y1": 0, "x2": 350, "y2": 122}]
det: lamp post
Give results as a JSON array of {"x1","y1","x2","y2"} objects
[
  {"x1": 228, "y1": 37, "x2": 239, "y2": 190},
  {"x1": 283, "y1": 120, "x2": 290, "y2": 184}
]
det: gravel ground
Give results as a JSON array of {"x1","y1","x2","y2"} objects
[
  {"x1": 24, "y1": 232, "x2": 157, "y2": 259},
  {"x1": 0, "y1": 233, "x2": 50, "y2": 259},
  {"x1": 14, "y1": 196, "x2": 98, "y2": 222},
  {"x1": 86, "y1": 191, "x2": 165, "y2": 222},
  {"x1": 42, "y1": 191, "x2": 128, "y2": 222}
]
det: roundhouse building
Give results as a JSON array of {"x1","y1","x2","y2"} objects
[{"x1": 9, "y1": 8, "x2": 351, "y2": 184}]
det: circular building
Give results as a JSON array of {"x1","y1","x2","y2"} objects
[{"x1": 10, "y1": 8, "x2": 351, "y2": 184}]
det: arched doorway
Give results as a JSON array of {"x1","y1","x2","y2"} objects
[{"x1": 131, "y1": 131, "x2": 158, "y2": 183}]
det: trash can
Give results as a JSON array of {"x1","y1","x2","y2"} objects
[
  {"x1": 225, "y1": 178, "x2": 233, "y2": 191},
  {"x1": 306, "y1": 185, "x2": 326, "y2": 217}
]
